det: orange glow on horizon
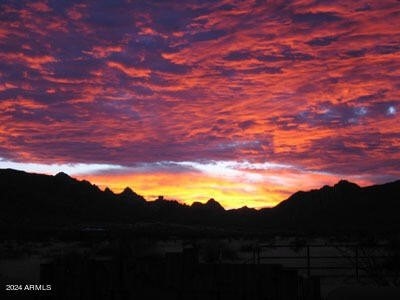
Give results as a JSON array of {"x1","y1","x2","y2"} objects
[{"x1": 78, "y1": 169, "x2": 373, "y2": 209}]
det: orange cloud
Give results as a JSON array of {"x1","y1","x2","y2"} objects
[{"x1": 107, "y1": 61, "x2": 151, "y2": 78}]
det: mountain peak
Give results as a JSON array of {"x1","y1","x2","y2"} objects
[
  {"x1": 55, "y1": 171, "x2": 70, "y2": 178},
  {"x1": 190, "y1": 198, "x2": 225, "y2": 211},
  {"x1": 118, "y1": 187, "x2": 146, "y2": 203},
  {"x1": 104, "y1": 187, "x2": 114, "y2": 195},
  {"x1": 334, "y1": 180, "x2": 360, "y2": 190},
  {"x1": 121, "y1": 187, "x2": 134, "y2": 195},
  {"x1": 205, "y1": 198, "x2": 225, "y2": 211},
  {"x1": 54, "y1": 172, "x2": 73, "y2": 182}
]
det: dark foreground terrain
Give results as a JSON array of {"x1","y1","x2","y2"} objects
[{"x1": 1, "y1": 169, "x2": 400, "y2": 299}]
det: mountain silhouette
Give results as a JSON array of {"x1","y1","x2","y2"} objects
[
  {"x1": 1, "y1": 168, "x2": 399, "y2": 234},
  {"x1": 117, "y1": 187, "x2": 146, "y2": 205},
  {"x1": 270, "y1": 178, "x2": 400, "y2": 232},
  {"x1": 191, "y1": 198, "x2": 225, "y2": 212}
]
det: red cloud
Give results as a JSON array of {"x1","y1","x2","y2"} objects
[{"x1": 107, "y1": 61, "x2": 151, "y2": 78}]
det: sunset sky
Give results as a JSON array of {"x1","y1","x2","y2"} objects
[{"x1": 0, "y1": 0, "x2": 399, "y2": 208}]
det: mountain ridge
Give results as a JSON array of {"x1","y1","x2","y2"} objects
[{"x1": 1, "y1": 168, "x2": 400, "y2": 233}]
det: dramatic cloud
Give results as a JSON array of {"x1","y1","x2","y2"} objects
[{"x1": 0, "y1": 0, "x2": 399, "y2": 207}]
